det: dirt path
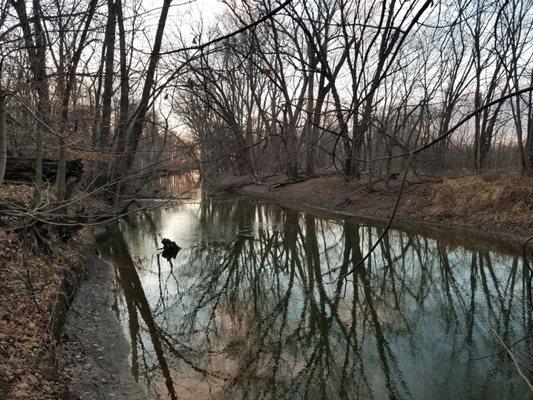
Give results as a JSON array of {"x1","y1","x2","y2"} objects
[{"x1": 57, "y1": 257, "x2": 146, "y2": 400}]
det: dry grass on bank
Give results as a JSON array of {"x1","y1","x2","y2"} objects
[
  {"x1": 231, "y1": 170, "x2": 532, "y2": 237},
  {"x1": 408, "y1": 172, "x2": 533, "y2": 229}
]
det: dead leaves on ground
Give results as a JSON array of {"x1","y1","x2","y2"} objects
[{"x1": 0, "y1": 184, "x2": 93, "y2": 399}]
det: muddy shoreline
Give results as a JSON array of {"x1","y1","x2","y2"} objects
[
  {"x1": 234, "y1": 178, "x2": 533, "y2": 255},
  {"x1": 56, "y1": 257, "x2": 146, "y2": 400},
  {"x1": 0, "y1": 189, "x2": 142, "y2": 399},
  {"x1": 0, "y1": 228, "x2": 97, "y2": 399}
]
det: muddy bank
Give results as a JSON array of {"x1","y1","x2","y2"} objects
[
  {"x1": 0, "y1": 230, "x2": 92, "y2": 400},
  {"x1": 57, "y1": 258, "x2": 146, "y2": 400},
  {"x1": 0, "y1": 183, "x2": 139, "y2": 399},
  {"x1": 0, "y1": 230, "x2": 133, "y2": 400},
  {"x1": 232, "y1": 174, "x2": 533, "y2": 254}
]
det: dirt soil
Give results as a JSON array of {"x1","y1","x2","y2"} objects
[
  {"x1": 0, "y1": 224, "x2": 92, "y2": 398},
  {"x1": 229, "y1": 172, "x2": 533, "y2": 252},
  {"x1": 56, "y1": 258, "x2": 146, "y2": 400},
  {"x1": 0, "y1": 184, "x2": 139, "y2": 399}
]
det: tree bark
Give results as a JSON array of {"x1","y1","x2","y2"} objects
[
  {"x1": 56, "y1": 0, "x2": 98, "y2": 201},
  {"x1": 123, "y1": 0, "x2": 172, "y2": 171},
  {"x1": 114, "y1": 0, "x2": 129, "y2": 159},
  {"x1": 11, "y1": 0, "x2": 51, "y2": 204},
  {"x1": 99, "y1": 0, "x2": 117, "y2": 149},
  {"x1": 3, "y1": 157, "x2": 83, "y2": 183},
  {"x1": 304, "y1": 42, "x2": 316, "y2": 176},
  {"x1": 525, "y1": 92, "x2": 533, "y2": 176},
  {"x1": 0, "y1": 91, "x2": 6, "y2": 186}
]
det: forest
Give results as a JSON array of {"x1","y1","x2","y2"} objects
[
  {"x1": 1, "y1": 0, "x2": 533, "y2": 194},
  {"x1": 0, "y1": 0, "x2": 532, "y2": 399}
]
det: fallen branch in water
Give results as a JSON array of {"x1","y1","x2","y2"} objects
[
  {"x1": 470, "y1": 335, "x2": 532, "y2": 360},
  {"x1": 486, "y1": 313, "x2": 533, "y2": 392}
]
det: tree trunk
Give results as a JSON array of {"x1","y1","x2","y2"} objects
[
  {"x1": 525, "y1": 98, "x2": 533, "y2": 176},
  {"x1": 304, "y1": 43, "x2": 316, "y2": 176},
  {"x1": 310, "y1": 86, "x2": 326, "y2": 173},
  {"x1": 0, "y1": 92, "x2": 6, "y2": 186},
  {"x1": 123, "y1": 0, "x2": 172, "y2": 171},
  {"x1": 99, "y1": 0, "x2": 117, "y2": 149},
  {"x1": 11, "y1": 0, "x2": 51, "y2": 204},
  {"x1": 114, "y1": 0, "x2": 129, "y2": 159},
  {"x1": 3, "y1": 157, "x2": 83, "y2": 183},
  {"x1": 56, "y1": 0, "x2": 98, "y2": 201}
]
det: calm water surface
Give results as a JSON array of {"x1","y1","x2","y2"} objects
[{"x1": 98, "y1": 195, "x2": 533, "y2": 400}]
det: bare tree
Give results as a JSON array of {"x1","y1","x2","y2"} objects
[
  {"x1": 123, "y1": 0, "x2": 173, "y2": 171},
  {"x1": 11, "y1": 0, "x2": 51, "y2": 203}
]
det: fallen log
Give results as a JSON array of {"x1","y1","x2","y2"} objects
[
  {"x1": 4, "y1": 157, "x2": 83, "y2": 183},
  {"x1": 271, "y1": 177, "x2": 309, "y2": 189}
]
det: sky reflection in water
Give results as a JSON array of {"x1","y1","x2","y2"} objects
[{"x1": 97, "y1": 195, "x2": 533, "y2": 400}]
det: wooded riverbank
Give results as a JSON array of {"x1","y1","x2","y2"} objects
[{"x1": 1, "y1": 177, "x2": 531, "y2": 398}]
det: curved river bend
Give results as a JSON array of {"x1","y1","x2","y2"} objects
[{"x1": 98, "y1": 195, "x2": 533, "y2": 400}]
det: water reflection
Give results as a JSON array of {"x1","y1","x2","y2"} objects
[
  {"x1": 98, "y1": 196, "x2": 533, "y2": 400},
  {"x1": 140, "y1": 172, "x2": 199, "y2": 199}
]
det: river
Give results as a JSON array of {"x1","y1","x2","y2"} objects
[{"x1": 97, "y1": 194, "x2": 533, "y2": 400}]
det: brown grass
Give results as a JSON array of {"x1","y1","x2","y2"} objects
[
  {"x1": 412, "y1": 173, "x2": 533, "y2": 227},
  {"x1": 237, "y1": 171, "x2": 533, "y2": 238}
]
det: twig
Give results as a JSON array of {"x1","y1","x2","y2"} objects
[
  {"x1": 484, "y1": 311, "x2": 533, "y2": 392},
  {"x1": 157, "y1": 0, "x2": 293, "y2": 55},
  {"x1": 24, "y1": 264, "x2": 44, "y2": 316},
  {"x1": 336, "y1": 151, "x2": 414, "y2": 281},
  {"x1": 470, "y1": 335, "x2": 532, "y2": 360}
]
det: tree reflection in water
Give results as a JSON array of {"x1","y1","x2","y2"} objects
[{"x1": 98, "y1": 196, "x2": 533, "y2": 400}]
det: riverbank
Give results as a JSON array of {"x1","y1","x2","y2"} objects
[
  {"x1": 1, "y1": 173, "x2": 530, "y2": 398},
  {"x1": 0, "y1": 184, "x2": 139, "y2": 399},
  {"x1": 214, "y1": 172, "x2": 533, "y2": 253},
  {"x1": 0, "y1": 226, "x2": 93, "y2": 398},
  {"x1": 57, "y1": 257, "x2": 146, "y2": 400}
]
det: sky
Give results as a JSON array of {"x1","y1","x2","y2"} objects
[
  {"x1": 141, "y1": 0, "x2": 227, "y2": 46},
  {"x1": 129, "y1": 0, "x2": 230, "y2": 134}
]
